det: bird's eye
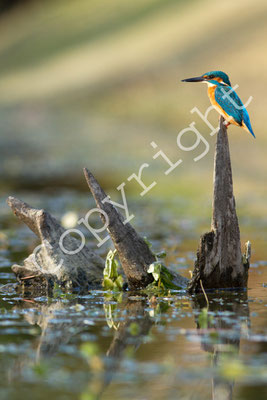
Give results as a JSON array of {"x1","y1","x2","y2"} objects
[{"x1": 208, "y1": 74, "x2": 215, "y2": 79}]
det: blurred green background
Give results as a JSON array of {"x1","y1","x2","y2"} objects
[{"x1": 0, "y1": 0, "x2": 266, "y2": 217}]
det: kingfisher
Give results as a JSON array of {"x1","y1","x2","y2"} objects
[{"x1": 182, "y1": 70, "x2": 255, "y2": 138}]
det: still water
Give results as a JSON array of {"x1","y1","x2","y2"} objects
[{"x1": 0, "y1": 192, "x2": 266, "y2": 400}]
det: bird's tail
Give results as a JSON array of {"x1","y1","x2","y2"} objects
[{"x1": 243, "y1": 109, "x2": 256, "y2": 138}]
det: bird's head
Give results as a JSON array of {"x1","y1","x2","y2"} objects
[{"x1": 182, "y1": 71, "x2": 231, "y2": 86}]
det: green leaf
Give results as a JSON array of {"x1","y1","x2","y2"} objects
[
  {"x1": 80, "y1": 342, "x2": 99, "y2": 359},
  {"x1": 114, "y1": 275, "x2": 123, "y2": 290},
  {"x1": 143, "y1": 236, "x2": 153, "y2": 248},
  {"x1": 103, "y1": 277, "x2": 115, "y2": 290},
  {"x1": 104, "y1": 249, "x2": 119, "y2": 279},
  {"x1": 156, "y1": 250, "x2": 166, "y2": 259},
  {"x1": 219, "y1": 359, "x2": 248, "y2": 380},
  {"x1": 103, "y1": 249, "x2": 124, "y2": 290},
  {"x1": 129, "y1": 322, "x2": 140, "y2": 336},
  {"x1": 148, "y1": 262, "x2": 162, "y2": 281},
  {"x1": 32, "y1": 362, "x2": 48, "y2": 377},
  {"x1": 198, "y1": 308, "x2": 213, "y2": 329}
]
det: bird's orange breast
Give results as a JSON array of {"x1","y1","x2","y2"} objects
[
  {"x1": 208, "y1": 86, "x2": 226, "y2": 116},
  {"x1": 208, "y1": 86, "x2": 219, "y2": 108}
]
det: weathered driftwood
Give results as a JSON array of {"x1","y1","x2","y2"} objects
[
  {"x1": 7, "y1": 172, "x2": 188, "y2": 292},
  {"x1": 188, "y1": 117, "x2": 250, "y2": 293},
  {"x1": 83, "y1": 168, "x2": 188, "y2": 290},
  {"x1": 7, "y1": 196, "x2": 104, "y2": 291}
]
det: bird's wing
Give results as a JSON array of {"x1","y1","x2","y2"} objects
[
  {"x1": 215, "y1": 85, "x2": 244, "y2": 125},
  {"x1": 242, "y1": 108, "x2": 256, "y2": 137}
]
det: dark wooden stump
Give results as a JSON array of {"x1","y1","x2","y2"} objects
[
  {"x1": 83, "y1": 168, "x2": 188, "y2": 290},
  {"x1": 188, "y1": 117, "x2": 250, "y2": 293}
]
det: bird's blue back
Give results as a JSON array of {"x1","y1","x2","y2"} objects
[{"x1": 214, "y1": 82, "x2": 255, "y2": 137}]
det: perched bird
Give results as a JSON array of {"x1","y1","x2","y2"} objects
[{"x1": 182, "y1": 70, "x2": 255, "y2": 138}]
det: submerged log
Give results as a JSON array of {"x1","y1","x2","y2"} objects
[
  {"x1": 7, "y1": 196, "x2": 104, "y2": 291},
  {"x1": 188, "y1": 117, "x2": 250, "y2": 293},
  {"x1": 83, "y1": 168, "x2": 188, "y2": 290}
]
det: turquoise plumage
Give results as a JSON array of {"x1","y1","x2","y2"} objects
[
  {"x1": 214, "y1": 82, "x2": 255, "y2": 138},
  {"x1": 182, "y1": 71, "x2": 255, "y2": 138}
]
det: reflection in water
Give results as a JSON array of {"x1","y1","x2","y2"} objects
[
  {"x1": 5, "y1": 290, "x2": 252, "y2": 400},
  {"x1": 192, "y1": 292, "x2": 250, "y2": 400},
  {"x1": 9, "y1": 298, "x2": 90, "y2": 386},
  {"x1": 103, "y1": 297, "x2": 153, "y2": 394},
  {"x1": 8, "y1": 294, "x2": 155, "y2": 399},
  {"x1": 24, "y1": 301, "x2": 87, "y2": 360}
]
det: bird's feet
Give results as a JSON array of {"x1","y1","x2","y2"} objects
[{"x1": 223, "y1": 121, "x2": 231, "y2": 128}]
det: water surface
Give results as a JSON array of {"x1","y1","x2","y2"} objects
[{"x1": 0, "y1": 192, "x2": 266, "y2": 400}]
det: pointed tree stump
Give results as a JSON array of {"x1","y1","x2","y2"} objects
[
  {"x1": 83, "y1": 168, "x2": 188, "y2": 290},
  {"x1": 188, "y1": 117, "x2": 250, "y2": 293},
  {"x1": 83, "y1": 168, "x2": 155, "y2": 289}
]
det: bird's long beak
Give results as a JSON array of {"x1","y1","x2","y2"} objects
[{"x1": 181, "y1": 76, "x2": 205, "y2": 83}]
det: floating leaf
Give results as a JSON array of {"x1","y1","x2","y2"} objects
[
  {"x1": 32, "y1": 362, "x2": 48, "y2": 377},
  {"x1": 129, "y1": 322, "x2": 140, "y2": 336},
  {"x1": 80, "y1": 342, "x2": 99, "y2": 358},
  {"x1": 219, "y1": 359, "x2": 248, "y2": 380}
]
